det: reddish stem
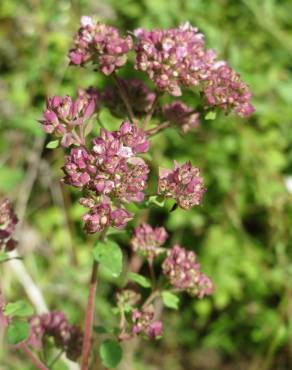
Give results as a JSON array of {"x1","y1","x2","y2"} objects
[
  {"x1": 113, "y1": 72, "x2": 137, "y2": 125},
  {"x1": 142, "y1": 93, "x2": 160, "y2": 129},
  {"x1": 146, "y1": 121, "x2": 171, "y2": 136},
  {"x1": 20, "y1": 343, "x2": 48, "y2": 370},
  {"x1": 81, "y1": 260, "x2": 99, "y2": 370}
]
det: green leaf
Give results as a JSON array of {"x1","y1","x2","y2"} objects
[
  {"x1": 162, "y1": 291, "x2": 180, "y2": 310},
  {"x1": 46, "y1": 140, "x2": 59, "y2": 149},
  {"x1": 205, "y1": 111, "x2": 217, "y2": 120},
  {"x1": 128, "y1": 272, "x2": 151, "y2": 288},
  {"x1": 93, "y1": 240, "x2": 123, "y2": 277},
  {"x1": 94, "y1": 325, "x2": 111, "y2": 334},
  {"x1": 7, "y1": 321, "x2": 30, "y2": 344},
  {"x1": 4, "y1": 301, "x2": 34, "y2": 317},
  {"x1": 99, "y1": 339, "x2": 123, "y2": 368},
  {"x1": 147, "y1": 195, "x2": 165, "y2": 207}
]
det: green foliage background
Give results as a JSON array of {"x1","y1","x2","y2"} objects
[{"x1": 0, "y1": 0, "x2": 292, "y2": 369}]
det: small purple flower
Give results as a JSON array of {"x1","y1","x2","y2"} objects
[
  {"x1": 162, "y1": 244, "x2": 213, "y2": 298},
  {"x1": 131, "y1": 306, "x2": 162, "y2": 340},
  {"x1": 62, "y1": 147, "x2": 96, "y2": 188},
  {"x1": 158, "y1": 161, "x2": 206, "y2": 210},
  {"x1": 118, "y1": 121, "x2": 150, "y2": 154},
  {"x1": 82, "y1": 202, "x2": 113, "y2": 234},
  {"x1": 28, "y1": 311, "x2": 83, "y2": 361},
  {"x1": 203, "y1": 62, "x2": 255, "y2": 117},
  {"x1": 134, "y1": 22, "x2": 216, "y2": 96},
  {"x1": 69, "y1": 17, "x2": 133, "y2": 75},
  {"x1": 40, "y1": 90, "x2": 99, "y2": 147},
  {"x1": 0, "y1": 198, "x2": 18, "y2": 252},
  {"x1": 81, "y1": 200, "x2": 133, "y2": 233},
  {"x1": 102, "y1": 79, "x2": 156, "y2": 117},
  {"x1": 163, "y1": 101, "x2": 200, "y2": 133},
  {"x1": 111, "y1": 207, "x2": 133, "y2": 229},
  {"x1": 130, "y1": 223, "x2": 168, "y2": 261}
]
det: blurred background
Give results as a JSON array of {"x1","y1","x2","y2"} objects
[{"x1": 0, "y1": 0, "x2": 292, "y2": 369}]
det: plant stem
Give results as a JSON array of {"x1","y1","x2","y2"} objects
[
  {"x1": 142, "y1": 290, "x2": 160, "y2": 309},
  {"x1": 142, "y1": 93, "x2": 160, "y2": 129},
  {"x1": 146, "y1": 108, "x2": 198, "y2": 136},
  {"x1": 20, "y1": 343, "x2": 49, "y2": 370},
  {"x1": 148, "y1": 260, "x2": 156, "y2": 289},
  {"x1": 80, "y1": 260, "x2": 99, "y2": 370},
  {"x1": 146, "y1": 121, "x2": 171, "y2": 136},
  {"x1": 113, "y1": 72, "x2": 137, "y2": 125}
]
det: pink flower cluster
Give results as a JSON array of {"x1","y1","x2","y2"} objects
[
  {"x1": 40, "y1": 89, "x2": 99, "y2": 147},
  {"x1": 102, "y1": 78, "x2": 156, "y2": 118},
  {"x1": 62, "y1": 121, "x2": 150, "y2": 233},
  {"x1": 162, "y1": 245, "x2": 213, "y2": 298},
  {"x1": 0, "y1": 198, "x2": 18, "y2": 252},
  {"x1": 132, "y1": 306, "x2": 162, "y2": 340},
  {"x1": 134, "y1": 22, "x2": 216, "y2": 96},
  {"x1": 163, "y1": 101, "x2": 200, "y2": 133},
  {"x1": 28, "y1": 311, "x2": 83, "y2": 361},
  {"x1": 158, "y1": 161, "x2": 206, "y2": 210},
  {"x1": 134, "y1": 22, "x2": 254, "y2": 116},
  {"x1": 130, "y1": 223, "x2": 168, "y2": 262},
  {"x1": 203, "y1": 62, "x2": 255, "y2": 117},
  {"x1": 69, "y1": 16, "x2": 133, "y2": 75}
]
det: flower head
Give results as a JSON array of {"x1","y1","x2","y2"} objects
[
  {"x1": 63, "y1": 121, "x2": 150, "y2": 201},
  {"x1": 134, "y1": 22, "x2": 216, "y2": 96},
  {"x1": 163, "y1": 101, "x2": 200, "y2": 133},
  {"x1": 69, "y1": 16, "x2": 133, "y2": 75},
  {"x1": 162, "y1": 244, "x2": 213, "y2": 298},
  {"x1": 158, "y1": 161, "x2": 206, "y2": 210},
  {"x1": 203, "y1": 62, "x2": 255, "y2": 117},
  {"x1": 81, "y1": 200, "x2": 133, "y2": 234},
  {"x1": 132, "y1": 306, "x2": 162, "y2": 340},
  {"x1": 40, "y1": 89, "x2": 99, "y2": 147},
  {"x1": 28, "y1": 311, "x2": 83, "y2": 361},
  {"x1": 0, "y1": 198, "x2": 18, "y2": 252},
  {"x1": 130, "y1": 223, "x2": 168, "y2": 261}
]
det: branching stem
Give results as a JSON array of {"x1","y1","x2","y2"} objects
[
  {"x1": 113, "y1": 72, "x2": 137, "y2": 125},
  {"x1": 20, "y1": 343, "x2": 49, "y2": 370}
]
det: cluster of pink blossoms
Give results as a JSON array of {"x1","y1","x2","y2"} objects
[
  {"x1": 130, "y1": 223, "x2": 168, "y2": 262},
  {"x1": 40, "y1": 88, "x2": 99, "y2": 147},
  {"x1": 134, "y1": 22, "x2": 254, "y2": 116},
  {"x1": 69, "y1": 16, "x2": 133, "y2": 75},
  {"x1": 28, "y1": 311, "x2": 83, "y2": 361},
  {"x1": 163, "y1": 100, "x2": 200, "y2": 133},
  {"x1": 62, "y1": 121, "x2": 150, "y2": 233},
  {"x1": 132, "y1": 306, "x2": 162, "y2": 340},
  {"x1": 158, "y1": 161, "x2": 206, "y2": 210},
  {"x1": 134, "y1": 22, "x2": 216, "y2": 96},
  {"x1": 203, "y1": 62, "x2": 255, "y2": 117},
  {"x1": 0, "y1": 198, "x2": 18, "y2": 252},
  {"x1": 162, "y1": 245, "x2": 213, "y2": 298},
  {"x1": 116, "y1": 290, "x2": 162, "y2": 341},
  {"x1": 102, "y1": 78, "x2": 156, "y2": 118}
]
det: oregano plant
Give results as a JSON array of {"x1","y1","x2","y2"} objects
[{"x1": 0, "y1": 16, "x2": 255, "y2": 370}]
